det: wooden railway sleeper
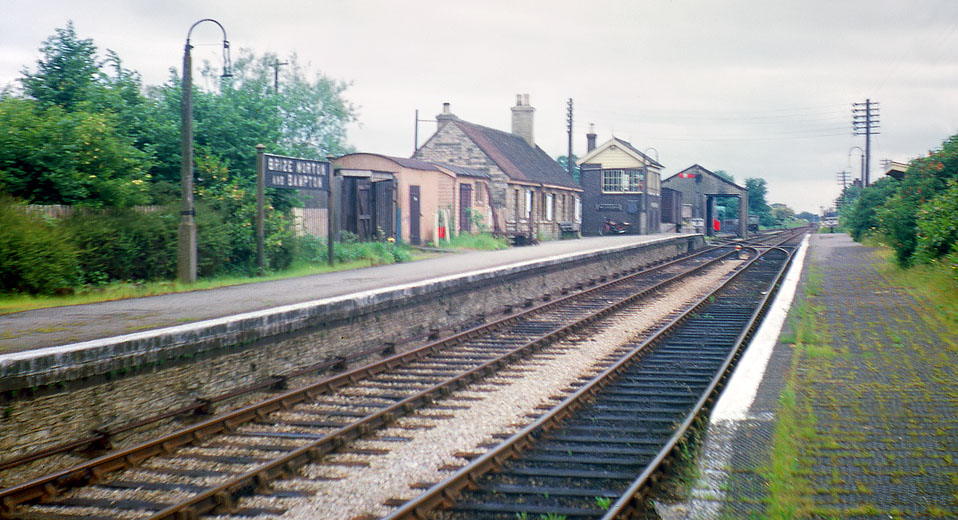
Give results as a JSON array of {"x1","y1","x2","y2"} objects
[
  {"x1": 4, "y1": 244, "x2": 743, "y2": 517},
  {"x1": 253, "y1": 472, "x2": 271, "y2": 493},
  {"x1": 174, "y1": 508, "x2": 199, "y2": 520},
  {"x1": 212, "y1": 491, "x2": 234, "y2": 514}
]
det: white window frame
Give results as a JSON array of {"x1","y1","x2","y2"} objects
[{"x1": 602, "y1": 169, "x2": 644, "y2": 193}]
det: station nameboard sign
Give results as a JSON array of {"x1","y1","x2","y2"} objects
[{"x1": 264, "y1": 154, "x2": 330, "y2": 191}]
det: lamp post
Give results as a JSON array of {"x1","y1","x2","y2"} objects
[
  {"x1": 644, "y1": 147, "x2": 659, "y2": 163},
  {"x1": 179, "y1": 19, "x2": 232, "y2": 284},
  {"x1": 848, "y1": 146, "x2": 865, "y2": 187}
]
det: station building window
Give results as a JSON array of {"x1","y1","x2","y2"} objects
[{"x1": 602, "y1": 169, "x2": 644, "y2": 193}]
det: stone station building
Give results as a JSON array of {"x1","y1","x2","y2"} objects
[{"x1": 413, "y1": 96, "x2": 582, "y2": 242}]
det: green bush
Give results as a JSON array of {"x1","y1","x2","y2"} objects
[
  {"x1": 914, "y1": 180, "x2": 958, "y2": 265},
  {"x1": 64, "y1": 206, "x2": 177, "y2": 283},
  {"x1": 0, "y1": 196, "x2": 79, "y2": 294}
]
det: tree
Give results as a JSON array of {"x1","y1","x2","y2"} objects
[
  {"x1": 843, "y1": 176, "x2": 898, "y2": 241},
  {"x1": 885, "y1": 134, "x2": 958, "y2": 264},
  {"x1": 913, "y1": 180, "x2": 958, "y2": 265},
  {"x1": 1, "y1": 23, "x2": 154, "y2": 206},
  {"x1": 713, "y1": 170, "x2": 734, "y2": 183},
  {"x1": 0, "y1": 97, "x2": 150, "y2": 206},
  {"x1": 745, "y1": 177, "x2": 775, "y2": 226},
  {"x1": 147, "y1": 50, "x2": 356, "y2": 196},
  {"x1": 556, "y1": 154, "x2": 579, "y2": 180},
  {"x1": 770, "y1": 203, "x2": 795, "y2": 224},
  {"x1": 20, "y1": 21, "x2": 99, "y2": 111}
]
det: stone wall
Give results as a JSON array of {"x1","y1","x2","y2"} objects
[{"x1": 0, "y1": 236, "x2": 703, "y2": 473}]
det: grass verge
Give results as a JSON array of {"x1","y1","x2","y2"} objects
[{"x1": 0, "y1": 252, "x2": 438, "y2": 315}]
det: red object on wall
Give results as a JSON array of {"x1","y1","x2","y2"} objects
[
  {"x1": 438, "y1": 226, "x2": 446, "y2": 239},
  {"x1": 712, "y1": 218, "x2": 720, "y2": 232}
]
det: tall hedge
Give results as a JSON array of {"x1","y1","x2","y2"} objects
[{"x1": 0, "y1": 196, "x2": 78, "y2": 294}]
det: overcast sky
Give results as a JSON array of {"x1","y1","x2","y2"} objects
[{"x1": 3, "y1": 0, "x2": 958, "y2": 213}]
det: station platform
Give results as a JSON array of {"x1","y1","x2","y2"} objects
[
  {"x1": 0, "y1": 235, "x2": 686, "y2": 353},
  {"x1": 665, "y1": 233, "x2": 958, "y2": 518},
  {"x1": 0, "y1": 234, "x2": 702, "y2": 395}
]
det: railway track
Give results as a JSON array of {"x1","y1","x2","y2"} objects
[
  {"x1": 0, "y1": 238, "x2": 764, "y2": 520},
  {"x1": 0, "y1": 230, "x2": 800, "y2": 520},
  {"x1": 385, "y1": 229, "x2": 805, "y2": 519}
]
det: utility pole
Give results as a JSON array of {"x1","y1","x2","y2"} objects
[
  {"x1": 566, "y1": 98, "x2": 574, "y2": 177},
  {"x1": 837, "y1": 170, "x2": 849, "y2": 188},
  {"x1": 271, "y1": 59, "x2": 288, "y2": 93},
  {"x1": 414, "y1": 110, "x2": 437, "y2": 154},
  {"x1": 836, "y1": 170, "x2": 849, "y2": 208},
  {"x1": 852, "y1": 99, "x2": 880, "y2": 187}
]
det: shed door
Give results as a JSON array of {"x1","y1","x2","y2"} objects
[
  {"x1": 357, "y1": 178, "x2": 372, "y2": 241},
  {"x1": 409, "y1": 185, "x2": 421, "y2": 245},
  {"x1": 459, "y1": 184, "x2": 472, "y2": 233}
]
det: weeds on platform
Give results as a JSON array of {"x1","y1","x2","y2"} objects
[
  {"x1": 765, "y1": 241, "x2": 958, "y2": 518},
  {"x1": 429, "y1": 232, "x2": 509, "y2": 251}
]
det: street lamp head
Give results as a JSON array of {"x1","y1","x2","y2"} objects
[
  {"x1": 221, "y1": 39, "x2": 232, "y2": 78},
  {"x1": 185, "y1": 19, "x2": 232, "y2": 78}
]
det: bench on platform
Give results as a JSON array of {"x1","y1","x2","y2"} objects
[{"x1": 558, "y1": 221, "x2": 580, "y2": 239}]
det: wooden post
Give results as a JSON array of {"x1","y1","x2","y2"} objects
[{"x1": 256, "y1": 144, "x2": 265, "y2": 274}]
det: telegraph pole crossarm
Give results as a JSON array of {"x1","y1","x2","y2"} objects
[{"x1": 852, "y1": 99, "x2": 880, "y2": 187}]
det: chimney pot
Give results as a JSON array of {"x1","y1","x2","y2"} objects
[
  {"x1": 586, "y1": 123, "x2": 597, "y2": 153},
  {"x1": 437, "y1": 102, "x2": 457, "y2": 130}
]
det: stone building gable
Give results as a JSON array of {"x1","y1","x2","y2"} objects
[{"x1": 414, "y1": 123, "x2": 510, "y2": 207}]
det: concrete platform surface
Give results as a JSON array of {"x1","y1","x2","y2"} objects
[
  {"x1": 0, "y1": 235, "x2": 682, "y2": 353},
  {"x1": 665, "y1": 233, "x2": 958, "y2": 518}
]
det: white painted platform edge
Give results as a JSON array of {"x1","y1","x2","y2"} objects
[
  {"x1": 709, "y1": 234, "x2": 810, "y2": 423},
  {"x1": 0, "y1": 235, "x2": 681, "y2": 364}
]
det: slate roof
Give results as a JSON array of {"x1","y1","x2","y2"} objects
[
  {"x1": 453, "y1": 120, "x2": 581, "y2": 190},
  {"x1": 663, "y1": 164, "x2": 746, "y2": 191},
  {"x1": 432, "y1": 162, "x2": 491, "y2": 179},
  {"x1": 380, "y1": 155, "x2": 441, "y2": 171}
]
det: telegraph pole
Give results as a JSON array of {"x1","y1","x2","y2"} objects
[
  {"x1": 852, "y1": 99, "x2": 880, "y2": 187},
  {"x1": 413, "y1": 110, "x2": 436, "y2": 154},
  {"x1": 836, "y1": 170, "x2": 850, "y2": 208},
  {"x1": 566, "y1": 98, "x2": 574, "y2": 177},
  {"x1": 272, "y1": 59, "x2": 288, "y2": 93}
]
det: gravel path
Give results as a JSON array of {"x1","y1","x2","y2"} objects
[{"x1": 212, "y1": 261, "x2": 744, "y2": 520}]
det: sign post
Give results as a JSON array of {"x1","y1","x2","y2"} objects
[
  {"x1": 256, "y1": 150, "x2": 333, "y2": 273},
  {"x1": 256, "y1": 145, "x2": 266, "y2": 274}
]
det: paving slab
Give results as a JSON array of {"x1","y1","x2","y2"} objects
[
  {"x1": 660, "y1": 233, "x2": 958, "y2": 519},
  {"x1": 0, "y1": 235, "x2": 679, "y2": 353}
]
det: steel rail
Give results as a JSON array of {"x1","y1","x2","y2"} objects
[
  {"x1": 383, "y1": 230, "x2": 803, "y2": 519},
  {"x1": 0, "y1": 243, "x2": 738, "y2": 515},
  {"x1": 0, "y1": 243, "x2": 737, "y2": 477},
  {"x1": 601, "y1": 240, "x2": 801, "y2": 518},
  {"x1": 141, "y1": 245, "x2": 743, "y2": 520}
]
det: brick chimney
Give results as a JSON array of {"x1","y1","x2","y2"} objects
[
  {"x1": 511, "y1": 94, "x2": 535, "y2": 147},
  {"x1": 437, "y1": 102, "x2": 457, "y2": 130},
  {"x1": 586, "y1": 123, "x2": 597, "y2": 152}
]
